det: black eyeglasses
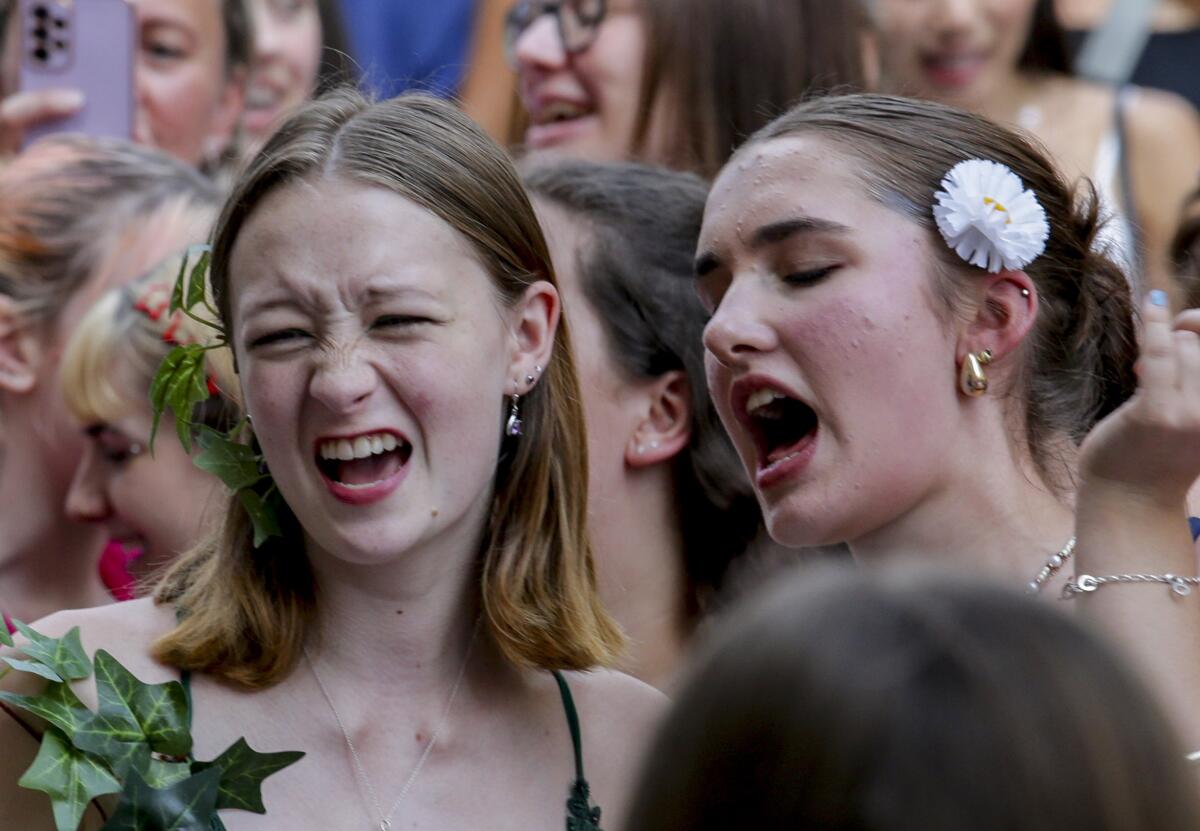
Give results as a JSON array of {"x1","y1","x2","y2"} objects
[{"x1": 503, "y1": 0, "x2": 608, "y2": 66}]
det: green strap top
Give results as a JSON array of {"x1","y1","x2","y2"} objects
[{"x1": 180, "y1": 669, "x2": 602, "y2": 830}]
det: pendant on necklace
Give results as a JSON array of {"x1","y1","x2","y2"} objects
[{"x1": 380, "y1": 820, "x2": 392, "y2": 831}]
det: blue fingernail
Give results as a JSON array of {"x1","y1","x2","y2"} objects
[{"x1": 1150, "y1": 290, "x2": 1168, "y2": 307}]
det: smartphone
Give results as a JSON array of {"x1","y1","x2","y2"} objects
[{"x1": 18, "y1": 0, "x2": 135, "y2": 148}]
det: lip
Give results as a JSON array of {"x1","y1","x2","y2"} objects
[
  {"x1": 919, "y1": 50, "x2": 988, "y2": 90},
  {"x1": 312, "y1": 428, "x2": 411, "y2": 507},
  {"x1": 522, "y1": 89, "x2": 597, "y2": 149},
  {"x1": 727, "y1": 374, "x2": 820, "y2": 490}
]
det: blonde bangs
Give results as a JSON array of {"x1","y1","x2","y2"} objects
[{"x1": 59, "y1": 289, "x2": 131, "y2": 425}]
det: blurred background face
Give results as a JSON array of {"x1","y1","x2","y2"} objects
[
  {"x1": 131, "y1": 0, "x2": 244, "y2": 166},
  {"x1": 534, "y1": 199, "x2": 641, "y2": 537},
  {"x1": 245, "y1": 0, "x2": 322, "y2": 143},
  {"x1": 511, "y1": 0, "x2": 647, "y2": 161},
  {"x1": 64, "y1": 368, "x2": 220, "y2": 575},
  {"x1": 875, "y1": 0, "x2": 1036, "y2": 106}
]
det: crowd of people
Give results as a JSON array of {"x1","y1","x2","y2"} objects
[{"x1": 1, "y1": 0, "x2": 1200, "y2": 828}]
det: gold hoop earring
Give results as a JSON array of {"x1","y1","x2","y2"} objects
[{"x1": 959, "y1": 349, "x2": 993, "y2": 397}]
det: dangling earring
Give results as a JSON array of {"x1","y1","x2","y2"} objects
[
  {"x1": 959, "y1": 349, "x2": 993, "y2": 397},
  {"x1": 505, "y1": 392, "x2": 524, "y2": 437}
]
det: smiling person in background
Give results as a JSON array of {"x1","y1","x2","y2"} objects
[
  {"x1": 59, "y1": 254, "x2": 238, "y2": 594},
  {"x1": 872, "y1": 0, "x2": 1200, "y2": 301},
  {"x1": 242, "y1": 0, "x2": 356, "y2": 155},
  {"x1": 0, "y1": 0, "x2": 249, "y2": 171},
  {"x1": 507, "y1": 0, "x2": 869, "y2": 177}
]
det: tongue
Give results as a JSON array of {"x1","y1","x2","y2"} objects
[
  {"x1": 334, "y1": 450, "x2": 403, "y2": 486},
  {"x1": 765, "y1": 427, "x2": 816, "y2": 465}
]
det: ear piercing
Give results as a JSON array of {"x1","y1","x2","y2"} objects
[
  {"x1": 635, "y1": 440, "x2": 661, "y2": 455},
  {"x1": 1020, "y1": 288, "x2": 1031, "y2": 298}
]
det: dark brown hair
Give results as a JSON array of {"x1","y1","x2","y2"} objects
[
  {"x1": 524, "y1": 159, "x2": 763, "y2": 617},
  {"x1": 744, "y1": 93, "x2": 1137, "y2": 488},
  {"x1": 1017, "y1": 0, "x2": 1072, "y2": 74},
  {"x1": 222, "y1": 0, "x2": 254, "y2": 74},
  {"x1": 624, "y1": 566, "x2": 1200, "y2": 831},
  {"x1": 632, "y1": 0, "x2": 867, "y2": 177},
  {"x1": 154, "y1": 89, "x2": 622, "y2": 687},
  {"x1": 313, "y1": 0, "x2": 359, "y2": 93}
]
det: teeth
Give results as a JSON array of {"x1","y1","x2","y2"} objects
[
  {"x1": 746, "y1": 388, "x2": 787, "y2": 416},
  {"x1": 539, "y1": 101, "x2": 589, "y2": 124},
  {"x1": 319, "y1": 433, "x2": 404, "y2": 461}
]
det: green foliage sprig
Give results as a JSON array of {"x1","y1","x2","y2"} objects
[
  {"x1": 148, "y1": 245, "x2": 283, "y2": 547},
  {"x1": 0, "y1": 622, "x2": 303, "y2": 829}
]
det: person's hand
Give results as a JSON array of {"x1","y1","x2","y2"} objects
[
  {"x1": 0, "y1": 88, "x2": 82, "y2": 159},
  {"x1": 1079, "y1": 290, "x2": 1200, "y2": 505}
]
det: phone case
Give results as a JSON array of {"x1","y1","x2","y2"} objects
[{"x1": 18, "y1": 0, "x2": 135, "y2": 147}]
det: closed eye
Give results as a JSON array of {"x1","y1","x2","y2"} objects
[
  {"x1": 783, "y1": 265, "x2": 839, "y2": 287},
  {"x1": 249, "y1": 328, "x2": 311, "y2": 349},
  {"x1": 372, "y1": 314, "x2": 433, "y2": 329}
]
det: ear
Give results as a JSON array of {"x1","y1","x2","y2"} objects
[
  {"x1": 507, "y1": 280, "x2": 560, "y2": 392},
  {"x1": 625, "y1": 370, "x2": 693, "y2": 468},
  {"x1": 0, "y1": 295, "x2": 41, "y2": 394},
  {"x1": 955, "y1": 270, "x2": 1037, "y2": 367}
]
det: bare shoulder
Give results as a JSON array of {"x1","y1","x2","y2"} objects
[
  {"x1": 1125, "y1": 87, "x2": 1200, "y2": 156},
  {"x1": 0, "y1": 604, "x2": 173, "y2": 831},
  {"x1": 555, "y1": 668, "x2": 668, "y2": 824},
  {"x1": 22, "y1": 598, "x2": 181, "y2": 685}
]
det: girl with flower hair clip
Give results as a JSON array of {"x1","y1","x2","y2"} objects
[
  {"x1": 695, "y1": 92, "x2": 1200, "y2": 753},
  {"x1": 58, "y1": 250, "x2": 240, "y2": 595}
]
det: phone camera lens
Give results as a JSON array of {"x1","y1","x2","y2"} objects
[
  {"x1": 53, "y1": 18, "x2": 66, "y2": 28},
  {"x1": 32, "y1": 6, "x2": 48, "y2": 19},
  {"x1": 33, "y1": 26, "x2": 48, "y2": 40},
  {"x1": 32, "y1": 47, "x2": 49, "y2": 62}
]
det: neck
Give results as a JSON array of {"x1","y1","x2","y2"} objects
[
  {"x1": 977, "y1": 71, "x2": 1045, "y2": 126},
  {"x1": 849, "y1": 421, "x2": 1076, "y2": 589},
  {"x1": 590, "y1": 465, "x2": 691, "y2": 691},
  {"x1": 0, "y1": 414, "x2": 108, "y2": 622},
  {"x1": 304, "y1": 527, "x2": 486, "y2": 694}
]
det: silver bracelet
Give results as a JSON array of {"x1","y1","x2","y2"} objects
[{"x1": 1061, "y1": 573, "x2": 1200, "y2": 599}]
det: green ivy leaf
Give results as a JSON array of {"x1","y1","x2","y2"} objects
[
  {"x1": 12, "y1": 621, "x2": 92, "y2": 681},
  {"x1": 142, "y1": 758, "x2": 192, "y2": 790},
  {"x1": 99, "y1": 767, "x2": 221, "y2": 831},
  {"x1": 0, "y1": 680, "x2": 92, "y2": 736},
  {"x1": 1, "y1": 656, "x2": 63, "y2": 682},
  {"x1": 18, "y1": 726, "x2": 122, "y2": 831},
  {"x1": 0, "y1": 622, "x2": 13, "y2": 648},
  {"x1": 239, "y1": 488, "x2": 282, "y2": 548},
  {"x1": 149, "y1": 345, "x2": 211, "y2": 454},
  {"x1": 191, "y1": 737, "x2": 304, "y2": 813},
  {"x1": 185, "y1": 250, "x2": 211, "y2": 312},
  {"x1": 193, "y1": 427, "x2": 265, "y2": 493},
  {"x1": 73, "y1": 651, "x2": 192, "y2": 773},
  {"x1": 168, "y1": 254, "x2": 188, "y2": 315}
]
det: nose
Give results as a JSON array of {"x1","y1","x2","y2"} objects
[
  {"x1": 513, "y1": 12, "x2": 568, "y2": 71},
  {"x1": 252, "y1": 4, "x2": 283, "y2": 60},
  {"x1": 65, "y1": 449, "x2": 113, "y2": 525},
  {"x1": 702, "y1": 280, "x2": 779, "y2": 368},
  {"x1": 308, "y1": 346, "x2": 380, "y2": 414},
  {"x1": 929, "y1": 0, "x2": 979, "y2": 32}
]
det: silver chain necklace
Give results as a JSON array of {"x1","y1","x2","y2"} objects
[
  {"x1": 1026, "y1": 536, "x2": 1077, "y2": 595},
  {"x1": 304, "y1": 621, "x2": 479, "y2": 831}
]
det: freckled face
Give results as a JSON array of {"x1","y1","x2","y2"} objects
[
  {"x1": 698, "y1": 137, "x2": 962, "y2": 548},
  {"x1": 228, "y1": 178, "x2": 519, "y2": 565}
]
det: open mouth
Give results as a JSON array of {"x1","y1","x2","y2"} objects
[
  {"x1": 532, "y1": 99, "x2": 595, "y2": 126},
  {"x1": 742, "y1": 387, "x2": 819, "y2": 478},
  {"x1": 316, "y1": 432, "x2": 413, "y2": 490},
  {"x1": 919, "y1": 51, "x2": 987, "y2": 87}
]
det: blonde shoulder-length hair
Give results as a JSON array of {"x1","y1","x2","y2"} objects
[{"x1": 153, "y1": 90, "x2": 623, "y2": 688}]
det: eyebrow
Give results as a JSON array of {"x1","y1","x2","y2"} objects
[{"x1": 694, "y1": 216, "x2": 853, "y2": 277}]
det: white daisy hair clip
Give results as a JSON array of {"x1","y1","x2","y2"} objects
[{"x1": 932, "y1": 159, "x2": 1050, "y2": 273}]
